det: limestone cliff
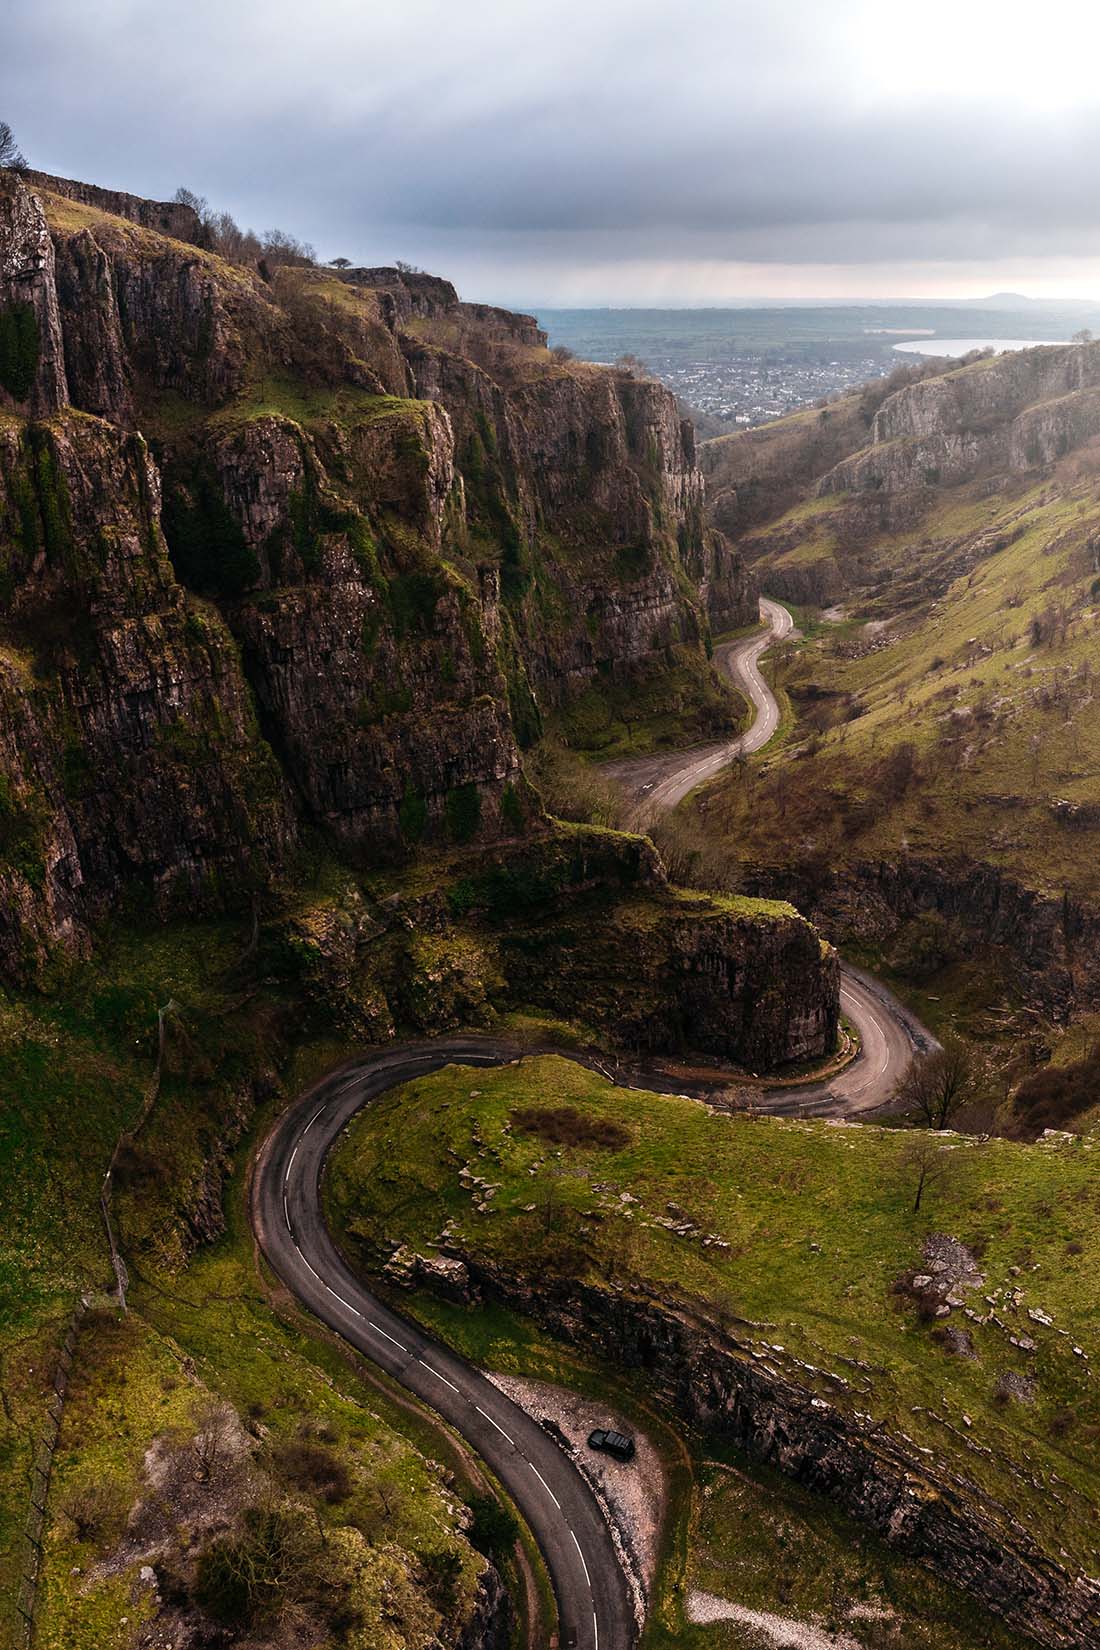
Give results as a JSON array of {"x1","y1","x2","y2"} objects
[
  {"x1": 0, "y1": 168, "x2": 776, "y2": 1023},
  {"x1": 447, "y1": 1262, "x2": 1100, "y2": 1650},
  {"x1": 819, "y1": 342, "x2": 1100, "y2": 496}
]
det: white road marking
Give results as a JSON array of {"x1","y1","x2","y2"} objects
[
  {"x1": 303, "y1": 1105, "x2": 326, "y2": 1133},
  {"x1": 571, "y1": 1530, "x2": 591, "y2": 1586},
  {"x1": 418, "y1": 1359, "x2": 461, "y2": 1394},
  {"x1": 328, "y1": 1290, "x2": 362, "y2": 1317},
  {"x1": 474, "y1": 1404, "x2": 517, "y2": 1446},
  {"x1": 593, "y1": 1608, "x2": 600, "y2": 1650},
  {"x1": 367, "y1": 1321, "x2": 408, "y2": 1353},
  {"x1": 282, "y1": 1195, "x2": 291, "y2": 1231},
  {"x1": 291, "y1": 1243, "x2": 325, "y2": 1287},
  {"x1": 529, "y1": 1462, "x2": 561, "y2": 1509}
]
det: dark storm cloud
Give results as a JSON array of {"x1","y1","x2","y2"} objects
[{"x1": 4, "y1": 0, "x2": 1100, "y2": 297}]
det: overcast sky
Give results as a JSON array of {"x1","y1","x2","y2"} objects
[{"x1": 5, "y1": 0, "x2": 1100, "y2": 306}]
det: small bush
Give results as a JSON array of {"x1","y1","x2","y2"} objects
[
  {"x1": 399, "y1": 783, "x2": 428, "y2": 842},
  {"x1": 271, "y1": 1438, "x2": 352, "y2": 1503},
  {"x1": 389, "y1": 570, "x2": 444, "y2": 637},
  {"x1": 500, "y1": 781, "x2": 525, "y2": 834},
  {"x1": 445, "y1": 782, "x2": 482, "y2": 843},
  {"x1": 0, "y1": 302, "x2": 39, "y2": 400},
  {"x1": 60, "y1": 1481, "x2": 128, "y2": 1546},
  {"x1": 466, "y1": 1491, "x2": 519, "y2": 1556}
]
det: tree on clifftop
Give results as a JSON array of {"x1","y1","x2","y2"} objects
[{"x1": 0, "y1": 121, "x2": 27, "y2": 170}]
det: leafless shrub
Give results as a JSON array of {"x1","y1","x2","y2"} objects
[
  {"x1": 192, "y1": 1400, "x2": 237, "y2": 1483},
  {"x1": 60, "y1": 1481, "x2": 128, "y2": 1544},
  {"x1": 900, "y1": 1134, "x2": 956, "y2": 1213},
  {"x1": 0, "y1": 119, "x2": 27, "y2": 170}
]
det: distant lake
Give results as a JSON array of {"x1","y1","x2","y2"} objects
[{"x1": 893, "y1": 337, "x2": 1072, "y2": 358}]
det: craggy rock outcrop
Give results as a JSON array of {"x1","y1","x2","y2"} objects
[
  {"x1": 743, "y1": 854, "x2": 1100, "y2": 1026},
  {"x1": 20, "y1": 169, "x2": 203, "y2": 242},
  {"x1": 0, "y1": 412, "x2": 295, "y2": 979},
  {"x1": 278, "y1": 829, "x2": 839, "y2": 1069},
  {"x1": 408, "y1": 336, "x2": 754, "y2": 700},
  {"x1": 425, "y1": 1261, "x2": 1100, "y2": 1650},
  {"x1": 455, "y1": 1563, "x2": 513, "y2": 1650},
  {"x1": 495, "y1": 885, "x2": 838, "y2": 1067},
  {"x1": 0, "y1": 174, "x2": 69, "y2": 415},
  {"x1": 819, "y1": 343, "x2": 1100, "y2": 496},
  {"x1": 0, "y1": 169, "x2": 773, "y2": 1022}
]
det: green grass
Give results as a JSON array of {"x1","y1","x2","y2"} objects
[
  {"x1": 551, "y1": 652, "x2": 747, "y2": 762},
  {"x1": 0, "y1": 916, "x2": 560, "y2": 1650},
  {"x1": 706, "y1": 476, "x2": 1100, "y2": 901},
  {"x1": 674, "y1": 1454, "x2": 1031, "y2": 1650},
  {"x1": 326, "y1": 1055, "x2": 1100, "y2": 1581}
]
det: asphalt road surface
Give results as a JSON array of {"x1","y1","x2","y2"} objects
[
  {"x1": 604, "y1": 596, "x2": 794, "y2": 826},
  {"x1": 606, "y1": 597, "x2": 937, "y2": 1116},
  {"x1": 251, "y1": 596, "x2": 935, "y2": 1650},
  {"x1": 254, "y1": 1041, "x2": 636, "y2": 1650}
]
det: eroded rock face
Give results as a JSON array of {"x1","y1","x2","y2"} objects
[
  {"x1": 0, "y1": 174, "x2": 69, "y2": 415},
  {"x1": 20, "y1": 170, "x2": 203, "y2": 242},
  {"x1": 0, "y1": 170, "x2": 769, "y2": 1011},
  {"x1": 0, "y1": 413, "x2": 295, "y2": 978},
  {"x1": 437, "y1": 1260, "x2": 1100, "y2": 1650},
  {"x1": 746, "y1": 854, "x2": 1100, "y2": 1024},
  {"x1": 819, "y1": 342, "x2": 1100, "y2": 495}
]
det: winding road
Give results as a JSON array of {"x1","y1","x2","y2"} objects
[
  {"x1": 252, "y1": 596, "x2": 934, "y2": 1650},
  {"x1": 603, "y1": 596, "x2": 794, "y2": 825}
]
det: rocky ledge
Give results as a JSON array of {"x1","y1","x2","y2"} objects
[{"x1": 407, "y1": 1255, "x2": 1100, "y2": 1650}]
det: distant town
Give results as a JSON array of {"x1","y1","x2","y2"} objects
[
  {"x1": 536, "y1": 300, "x2": 1100, "y2": 432},
  {"x1": 642, "y1": 347, "x2": 888, "y2": 427}
]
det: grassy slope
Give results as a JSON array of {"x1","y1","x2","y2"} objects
[
  {"x1": 707, "y1": 474, "x2": 1100, "y2": 901},
  {"x1": 0, "y1": 919, "x2": 538, "y2": 1650},
  {"x1": 326, "y1": 1057, "x2": 1100, "y2": 1589}
]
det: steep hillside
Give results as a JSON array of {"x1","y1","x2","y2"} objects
[
  {"x1": 0, "y1": 167, "x2": 759, "y2": 985},
  {"x1": 690, "y1": 343, "x2": 1100, "y2": 1022},
  {"x1": 698, "y1": 354, "x2": 955, "y2": 543},
  {"x1": 0, "y1": 166, "x2": 835, "y2": 1650}
]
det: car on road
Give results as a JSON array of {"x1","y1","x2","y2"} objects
[{"x1": 587, "y1": 1427, "x2": 635, "y2": 1462}]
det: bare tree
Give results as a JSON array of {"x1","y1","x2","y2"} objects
[
  {"x1": 891, "y1": 1040, "x2": 974, "y2": 1130},
  {"x1": 173, "y1": 185, "x2": 209, "y2": 219},
  {"x1": 328, "y1": 256, "x2": 352, "y2": 268},
  {"x1": 192, "y1": 1400, "x2": 236, "y2": 1483},
  {"x1": 0, "y1": 120, "x2": 26, "y2": 170},
  {"x1": 902, "y1": 1134, "x2": 954, "y2": 1213}
]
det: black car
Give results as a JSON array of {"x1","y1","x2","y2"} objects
[{"x1": 587, "y1": 1427, "x2": 635, "y2": 1462}]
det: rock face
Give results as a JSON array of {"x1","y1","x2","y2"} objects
[
  {"x1": 456, "y1": 1563, "x2": 513, "y2": 1650},
  {"x1": 819, "y1": 343, "x2": 1100, "y2": 496},
  {"x1": 0, "y1": 174, "x2": 69, "y2": 414},
  {"x1": 0, "y1": 170, "x2": 794, "y2": 1064},
  {"x1": 438, "y1": 1260, "x2": 1100, "y2": 1650},
  {"x1": 745, "y1": 854, "x2": 1100, "y2": 1025},
  {"x1": 20, "y1": 169, "x2": 204, "y2": 242},
  {"x1": 277, "y1": 828, "x2": 838, "y2": 1069},
  {"x1": 0, "y1": 412, "x2": 295, "y2": 979}
]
